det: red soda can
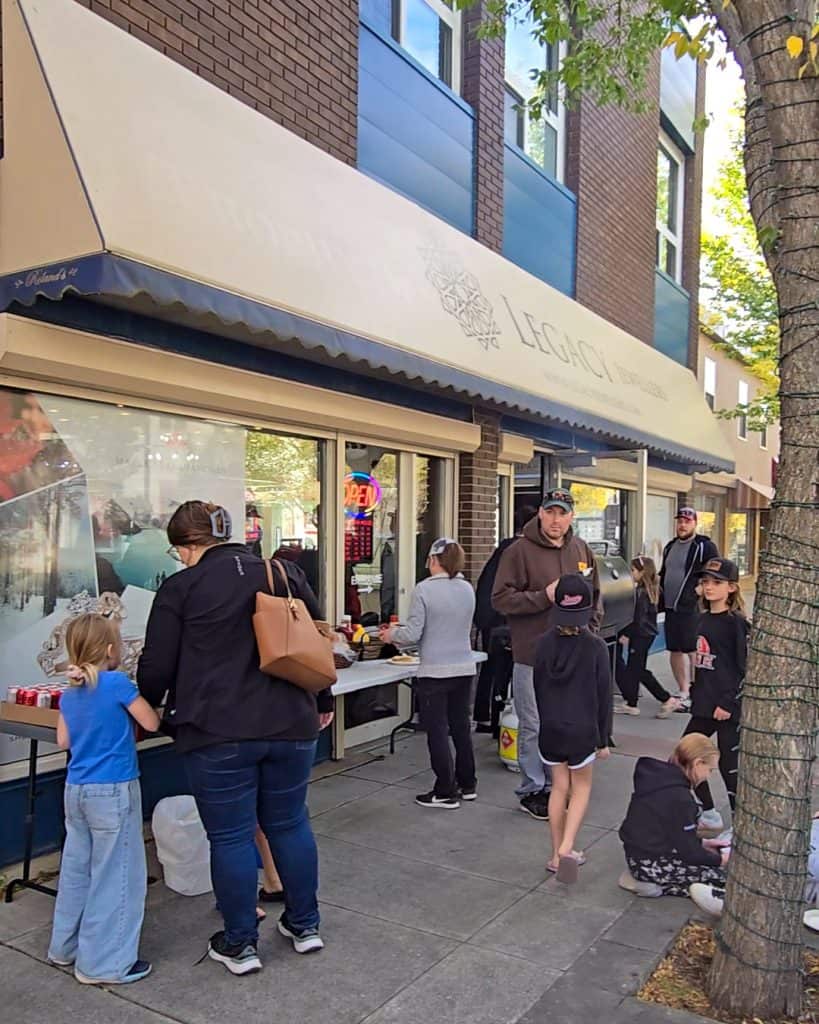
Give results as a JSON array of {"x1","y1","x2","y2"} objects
[
  {"x1": 24, "y1": 688, "x2": 38, "y2": 706},
  {"x1": 16, "y1": 687, "x2": 29, "y2": 704},
  {"x1": 50, "y1": 689, "x2": 62, "y2": 709},
  {"x1": 6, "y1": 686, "x2": 19, "y2": 703},
  {"x1": 37, "y1": 691, "x2": 52, "y2": 708}
]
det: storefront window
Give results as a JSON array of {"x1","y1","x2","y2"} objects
[
  {"x1": 645, "y1": 495, "x2": 675, "y2": 566},
  {"x1": 692, "y1": 493, "x2": 724, "y2": 549},
  {"x1": 726, "y1": 512, "x2": 750, "y2": 575},
  {"x1": 343, "y1": 443, "x2": 398, "y2": 625},
  {"x1": 0, "y1": 384, "x2": 325, "y2": 765},
  {"x1": 567, "y1": 484, "x2": 624, "y2": 556},
  {"x1": 496, "y1": 474, "x2": 511, "y2": 545},
  {"x1": 415, "y1": 455, "x2": 446, "y2": 582}
]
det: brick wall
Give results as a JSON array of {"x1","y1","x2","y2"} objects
[
  {"x1": 458, "y1": 408, "x2": 501, "y2": 584},
  {"x1": 0, "y1": 0, "x2": 358, "y2": 164},
  {"x1": 565, "y1": 56, "x2": 662, "y2": 347},
  {"x1": 681, "y1": 60, "x2": 706, "y2": 371},
  {"x1": 461, "y1": 3, "x2": 504, "y2": 253}
]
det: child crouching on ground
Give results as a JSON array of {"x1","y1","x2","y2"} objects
[
  {"x1": 48, "y1": 613, "x2": 159, "y2": 985},
  {"x1": 533, "y1": 574, "x2": 610, "y2": 884},
  {"x1": 618, "y1": 733, "x2": 728, "y2": 898}
]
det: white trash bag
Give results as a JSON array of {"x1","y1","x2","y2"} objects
[{"x1": 151, "y1": 795, "x2": 213, "y2": 896}]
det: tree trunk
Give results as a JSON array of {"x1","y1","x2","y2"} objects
[{"x1": 707, "y1": 1, "x2": 819, "y2": 1017}]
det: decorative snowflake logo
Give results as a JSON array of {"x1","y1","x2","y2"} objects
[{"x1": 420, "y1": 247, "x2": 500, "y2": 351}]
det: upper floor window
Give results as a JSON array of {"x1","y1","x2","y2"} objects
[
  {"x1": 759, "y1": 423, "x2": 768, "y2": 449},
  {"x1": 362, "y1": 0, "x2": 461, "y2": 92},
  {"x1": 656, "y1": 132, "x2": 685, "y2": 282},
  {"x1": 703, "y1": 356, "x2": 716, "y2": 411},
  {"x1": 504, "y1": 12, "x2": 565, "y2": 181},
  {"x1": 738, "y1": 380, "x2": 749, "y2": 440}
]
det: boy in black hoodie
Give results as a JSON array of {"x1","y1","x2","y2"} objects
[{"x1": 533, "y1": 575, "x2": 610, "y2": 884}]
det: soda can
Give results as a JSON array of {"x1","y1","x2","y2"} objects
[
  {"x1": 50, "y1": 689, "x2": 62, "y2": 709},
  {"x1": 6, "y1": 686, "x2": 19, "y2": 704},
  {"x1": 24, "y1": 688, "x2": 38, "y2": 706},
  {"x1": 37, "y1": 691, "x2": 52, "y2": 708}
]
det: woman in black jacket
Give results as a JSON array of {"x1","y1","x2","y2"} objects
[
  {"x1": 137, "y1": 501, "x2": 333, "y2": 974},
  {"x1": 614, "y1": 556, "x2": 679, "y2": 718},
  {"x1": 618, "y1": 733, "x2": 729, "y2": 897}
]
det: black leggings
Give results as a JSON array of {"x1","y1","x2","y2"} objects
[
  {"x1": 684, "y1": 715, "x2": 739, "y2": 812},
  {"x1": 417, "y1": 675, "x2": 477, "y2": 798},
  {"x1": 615, "y1": 636, "x2": 672, "y2": 707}
]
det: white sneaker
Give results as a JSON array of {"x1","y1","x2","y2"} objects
[
  {"x1": 613, "y1": 705, "x2": 640, "y2": 716},
  {"x1": 698, "y1": 809, "x2": 724, "y2": 832},
  {"x1": 673, "y1": 696, "x2": 691, "y2": 713},
  {"x1": 655, "y1": 698, "x2": 680, "y2": 719},
  {"x1": 618, "y1": 869, "x2": 663, "y2": 898},
  {"x1": 277, "y1": 917, "x2": 324, "y2": 954},
  {"x1": 713, "y1": 828, "x2": 733, "y2": 847},
  {"x1": 689, "y1": 883, "x2": 724, "y2": 916}
]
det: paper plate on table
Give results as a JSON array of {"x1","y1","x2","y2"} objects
[
  {"x1": 388, "y1": 655, "x2": 420, "y2": 665},
  {"x1": 803, "y1": 909, "x2": 819, "y2": 932}
]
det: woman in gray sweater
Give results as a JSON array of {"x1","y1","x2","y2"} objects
[{"x1": 380, "y1": 538, "x2": 477, "y2": 809}]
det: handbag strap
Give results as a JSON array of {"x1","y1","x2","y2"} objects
[{"x1": 267, "y1": 558, "x2": 297, "y2": 611}]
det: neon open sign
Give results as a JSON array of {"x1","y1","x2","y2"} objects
[{"x1": 344, "y1": 471, "x2": 382, "y2": 520}]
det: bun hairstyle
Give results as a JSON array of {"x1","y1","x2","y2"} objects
[
  {"x1": 670, "y1": 733, "x2": 719, "y2": 784},
  {"x1": 167, "y1": 500, "x2": 232, "y2": 549},
  {"x1": 631, "y1": 554, "x2": 660, "y2": 606},
  {"x1": 64, "y1": 613, "x2": 121, "y2": 687}
]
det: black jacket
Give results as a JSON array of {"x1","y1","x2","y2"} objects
[
  {"x1": 474, "y1": 536, "x2": 518, "y2": 632},
  {"x1": 619, "y1": 758, "x2": 721, "y2": 867},
  {"x1": 621, "y1": 587, "x2": 658, "y2": 641},
  {"x1": 691, "y1": 610, "x2": 750, "y2": 719},
  {"x1": 659, "y1": 535, "x2": 719, "y2": 613},
  {"x1": 533, "y1": 627, "x2": 610, "y2": 754},
  {"x1": 137, "y1": 544, "x2": 332, "y2": 751}
]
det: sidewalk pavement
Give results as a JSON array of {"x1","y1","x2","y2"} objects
[{"x1": 0, "y1": 655, "x2": 739, "y2": 1024}]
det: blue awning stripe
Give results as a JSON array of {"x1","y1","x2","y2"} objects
[{"x1": 0, "y1": 254, "x2": 734, "y2": 472}]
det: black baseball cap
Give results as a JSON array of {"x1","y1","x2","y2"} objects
[
  {"x1": 675, "y1": 506, "x2": 697, "y2": 521},
  {"x1": 698, "y1": 557, "x2": 739, "y2": 583},
  {"x1": 541, "y1": 489, "x2": 574, "y2": 513},
  {"x1": 552, "y1": 573, "x2": 594, "y2": 627}
]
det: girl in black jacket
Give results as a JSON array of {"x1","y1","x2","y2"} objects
[
  {"x1": 619, "y1": 734, "x2": 729, "y2": 897},
  {"x1": 614, "y1": 556, "x2": 679, "y2": 719},
  {"x1": 682, "y1": 557, "x2": 750, "y2": 830}
]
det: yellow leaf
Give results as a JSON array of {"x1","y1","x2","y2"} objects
[
  {"x1": 798, "y1": 61, "x2": 809, "y2": 78},
  {"x1": 665, "y1": 31, "x2": 681, "y2": 46},
  {"x1": 812, "y1": 23, "x2": 819, "y2": 39},
  {"x1": 722, "y1": 0, "x2": 731, "y2": 7},
  {"x1": 810, "y1": 40, "x2": 818, "y2": 60},
  {"x1": 786, "y1": 35, "x2": 804, "y2": 58}
]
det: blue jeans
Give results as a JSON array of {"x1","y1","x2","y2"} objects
[
  {"x1": 183, "y1": 739, "x2": 318, "y2": 947},
  {"x1": 512, "y1": 664, "x2": 551, "y2": 797},
  {"x1": 48, "y1": 778, "x2": 146, "y2": 980}
]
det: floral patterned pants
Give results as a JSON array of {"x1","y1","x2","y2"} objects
[{"x1": 627, "y1": 853, "x2": 726, "y2": 898}]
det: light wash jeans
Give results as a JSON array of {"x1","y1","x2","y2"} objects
[
  {"x1": 512, "y1": 664, "x2": 551, "y2": 797},
  {"x1": 49, "y1": 778, "x2": 146, "y2": 980}
]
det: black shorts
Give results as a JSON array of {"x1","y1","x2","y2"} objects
[
  {"x1": 539, "y1": 748, "x2": 596, "y2": 770},
  {"x1": 663, "y1": 610, "x2": 698, "y2": 653}
]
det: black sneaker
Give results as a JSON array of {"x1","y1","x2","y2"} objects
[
  {"x1": 458, "y1": 787, "x2": 478, "y2": 801},
  {"x1": 258, "y1": 887, "x2": 285, "y2": 903},
  {"x1": 75, "y1": 959, "x2": 152, "y2": 985},
  {"x1": 277, "y1": 915, "x2": 324, "y2": 954},
  {"x1": 519, "y1": 792, "x2": 550, "y2": 820},
  {"x1": 415, "y1": 790, "x2": 460, "y2": 809},
  {"x1": 207, "y1": 931, "x2": 262, "y2": 975}
]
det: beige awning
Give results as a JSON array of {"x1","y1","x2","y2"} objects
[
  {"x1": 0, "y1": 0, "x2": 735, "y2": 472},
  {"x1": 732, "y1": 477, "x2": 775, "y2": 510}
]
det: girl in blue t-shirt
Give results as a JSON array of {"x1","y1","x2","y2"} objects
[{"x1": 48, "y1": 613, "x2": 159, "y2": 986}]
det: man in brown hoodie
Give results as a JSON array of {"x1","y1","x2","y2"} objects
[{"x1": 492, "y1": 490, "x2": 601, "y2": 819}]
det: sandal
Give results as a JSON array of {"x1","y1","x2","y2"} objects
[{"x1": 256, "y1": 906, "x2": 266, "y2": 921}]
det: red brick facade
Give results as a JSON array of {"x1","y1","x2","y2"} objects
[
  {"x1": 458, "y1": 409, "x2": 501, "y2": 583},
  {"x1": 461, "y1": 3, "x2": 505, "y2": 254},
  {"x1": 0, "y1": 0, "x2": 358, "y2": 164},
  {"x1": 565, "y1": 56, "x2": 663, "y2": 347}
]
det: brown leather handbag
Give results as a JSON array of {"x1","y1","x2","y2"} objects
[{"x1": 253, "y1": 559, "x2": 337, "y2": 693}]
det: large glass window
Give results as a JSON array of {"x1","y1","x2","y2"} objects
[
  {"x1": 645, "y1": 494, "x2": 675, "y2": 566},
  {"x1": 656, "y1": 132, "x2": 684, "y2": 282},
  {"x1": 566, "y1": 484, "x2": 624, "y2": 556},
  {"x1": 504, "y1": 11, "x2": 564, "y2": 180},
  {"x1": 726, "y1": 512, "x2": 750, "y2": 575},
  {"x1": 363, "y1": 0, "x2": 461, "y2": 91},
  {"x1": 0, "y1": 384, "x2": 325, "y2": 765}
]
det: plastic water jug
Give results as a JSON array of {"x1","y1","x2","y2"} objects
[
  {"x1": 151, "y1": 795, "x2": 213, "y2": 896},
  {"x1": 498, "y1": 699, "x2": 520, "y2": 772}
]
